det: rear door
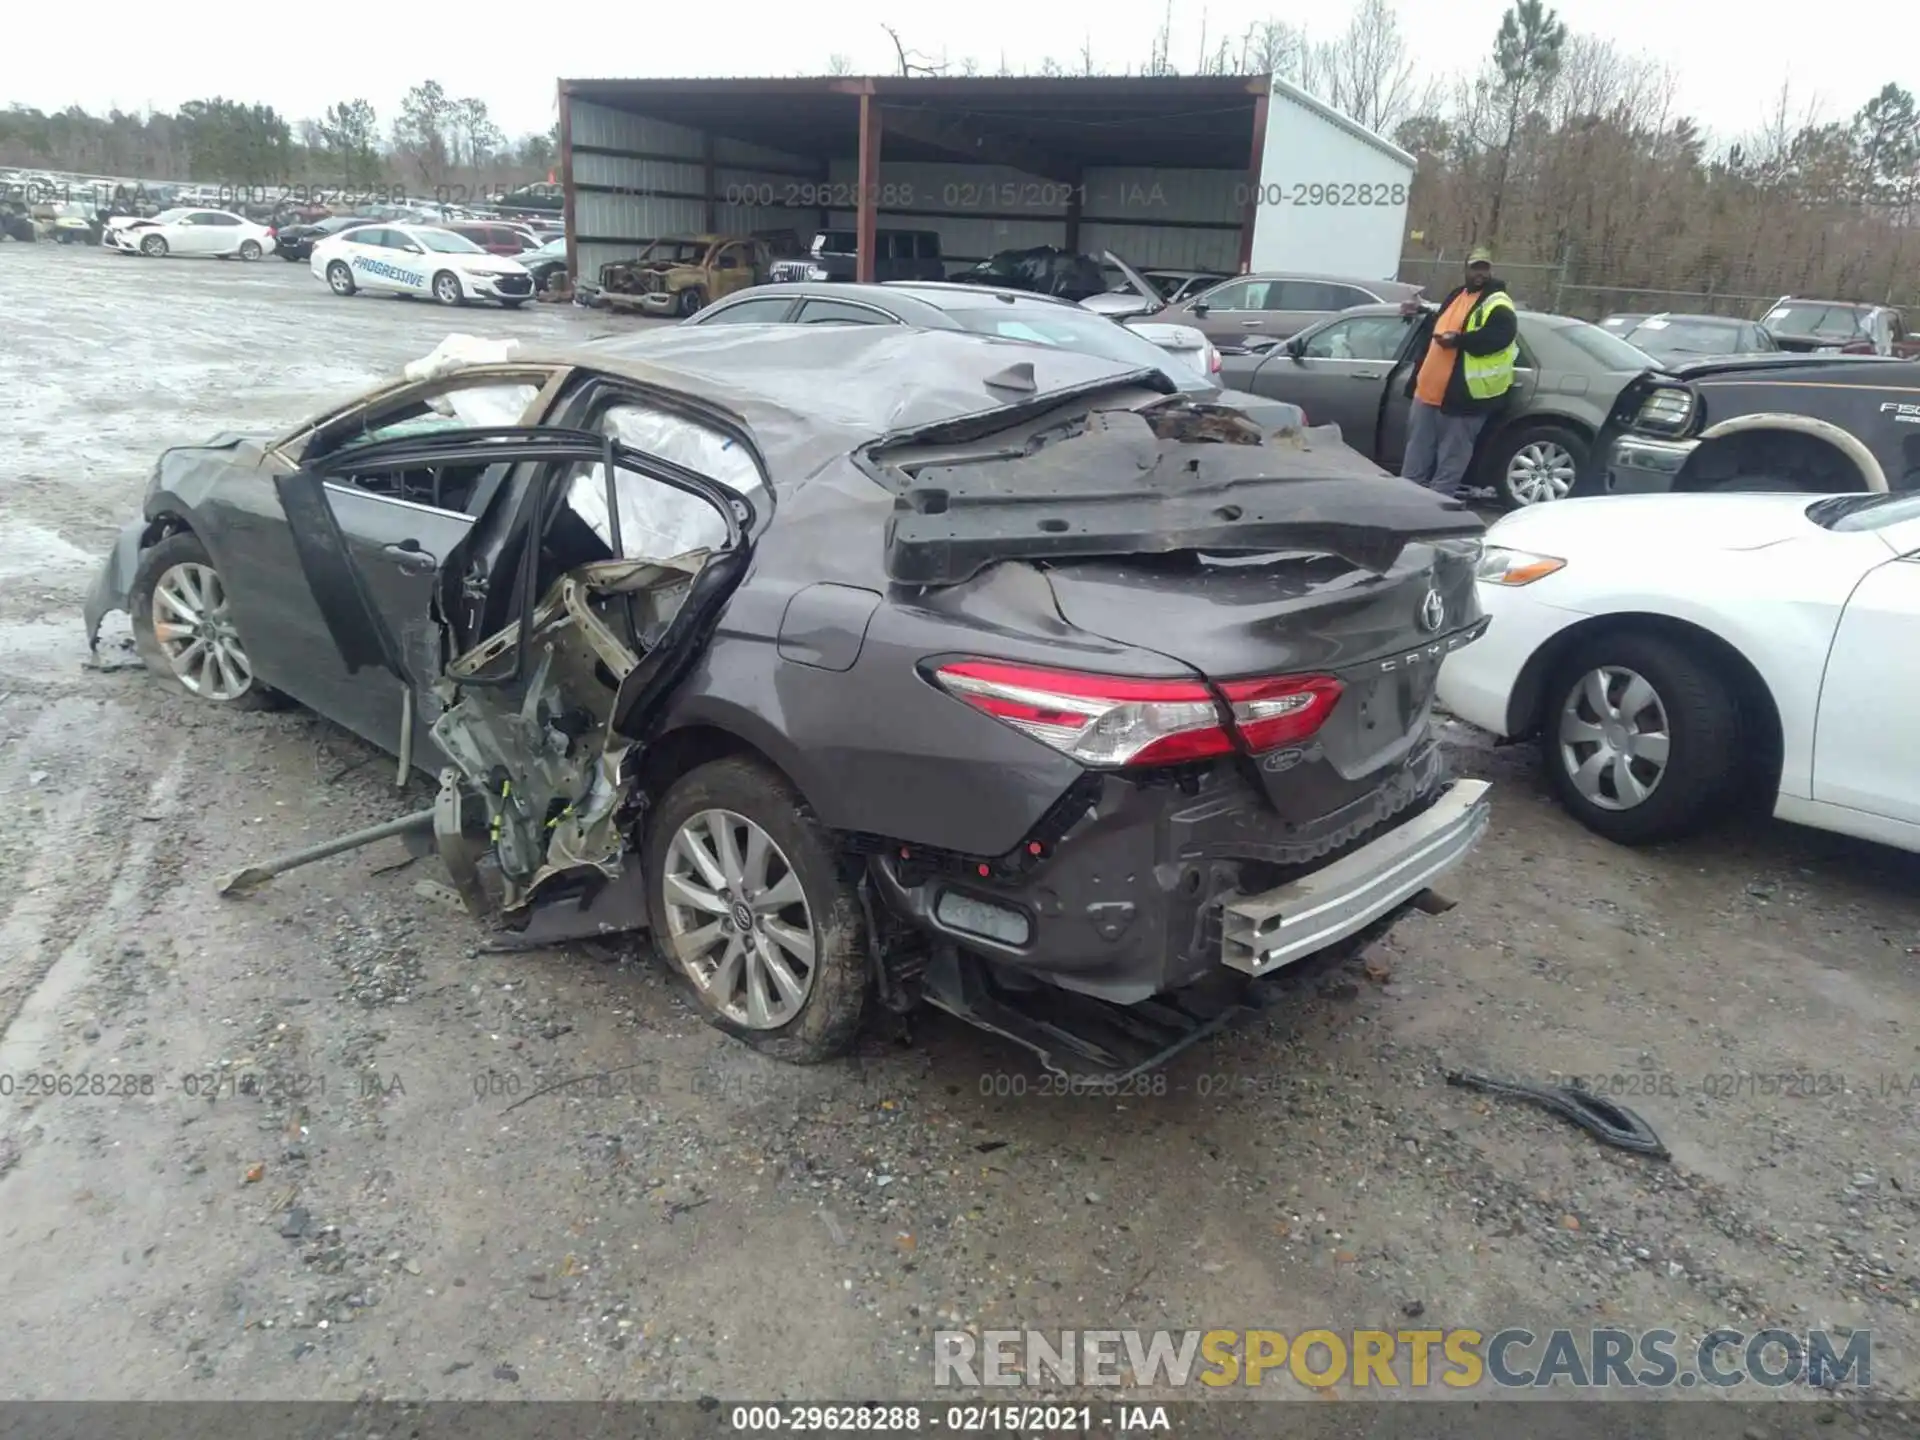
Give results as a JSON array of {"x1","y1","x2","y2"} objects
[
  {"x1": 276, "y1": 427, "x2": 748, "y2": 741},
  {"x1": 177, "y1": 211, "x2": 221, "y2": 254},
  {"x1": 1176, "y1": 277, "x2": 1271, "y2": 348},
  {"x1": 200, "y1": 212, "x2": 244, "y2": 254},
  {"x1": 344, "y1": 227, "x2": 396, "y2": 291}
]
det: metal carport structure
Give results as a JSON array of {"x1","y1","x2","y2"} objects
[{"x1": 556, "y1": 75, "x2": 1272, "y2": 289}]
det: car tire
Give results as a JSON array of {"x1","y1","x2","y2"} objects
[
  {"x1": 326, "y1": 261, "x2": 355, "y2": 296},
  {"x1": 139, "y1": 233, "x2": 167, "y2": 258},
  {"x1": 130, "y1": 532, "x2": 283, "y2": 712},
  {"x1": 432, "y1": 271, "x2": 464, "y2": 306},
  {"x1": 238, "y1": 239, "x2": 262, "y2": 261},
  {"x1": 643, "y1": 756, "x2": 869, "y2": 1064},
  {"x1": 1539, "y1": 631, "x2": 1739, "y2": 845},
  {"x1": 1486, "y1": 421, "x2": 1588, "y2": 509},
  {"x1": 279, "y1": 250, "x2": 302, "y2": 262},
  {"x1": 676, "y1": 287, "x2": 705, "y2": 317}
]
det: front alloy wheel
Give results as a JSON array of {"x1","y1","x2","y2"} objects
[
  {"x1": 1506, "y1": 439, "x2": 1579, "y2": 505},
  {"x1": 151, "y1": 562, "x2": 253, "y2": 701},
  {"x1": 663, "y1": 809, "x2": 816, "y2": 1030}
]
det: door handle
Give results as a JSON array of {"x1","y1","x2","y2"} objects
[
  {"x1": 1351, "y1": 370, "x2": 1383, "y2": 379},
  {"x1": 1239, "y1": 319, "x2": 1264, "y2": 328},
  {"x1": 383, "y1": 541, "x2": 436, "y2": 573}
]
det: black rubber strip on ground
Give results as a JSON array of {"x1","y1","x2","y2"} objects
[{"x1": 1444, "y1": 1070, "x2": 1672, "y2": 1160}]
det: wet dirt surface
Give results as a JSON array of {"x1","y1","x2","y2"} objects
[{"x1": 3, "y1": 243, "x2": 1920, "y2": 1422}]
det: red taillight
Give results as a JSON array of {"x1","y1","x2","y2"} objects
[
  {"x1": 1209, "y1": 348, "x2": 1222, "y2": 374},
  {"x1": 266, "y1": 226, "x2": 277, "y2": 237},
  {"x1": 1220, "y1": 674, "x2": 1345, "y2": 751},
  {"x1": 931, "y1": 660, "x2": 1342, "y2": 768}
]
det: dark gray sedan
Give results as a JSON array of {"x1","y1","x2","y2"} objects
[
  {"x1": 1219, "y1": 303, "x2": 1660, "y2": 508},
  {"x1": 80, "y1": 325, "x2": 1489, "y2": 1080}
]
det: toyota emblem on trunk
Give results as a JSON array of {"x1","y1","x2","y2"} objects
[{"x1": 1418, "y1": 588, "x2": 1446, "y2": 633}]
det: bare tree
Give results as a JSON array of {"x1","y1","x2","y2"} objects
[
  {"x1": 1080, "y1": 34, "x2": 1097, "y2": 76},
  {"x1": 1240, "y1": 20, "x2": 1305, "y2": 81},
  {"x1": 825, "y1": 53, "x2": 854, "y2": 76},
  {"x1": 1145, "y1": 0, "x2": 1176, "y2": 76},
  {"x1": 1304, "y1": 0, "x2": 1419, "y2": 132},
  {"x1": 881, "y1": 25, "x2": 948, "y2": 77}
]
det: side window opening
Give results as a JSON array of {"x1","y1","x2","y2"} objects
[
  {"x1": 335, "y1": 460, "x2": 494, "y2": 514},
  {"x1": 302, "y1": 380, "x2": 541, "y2": 464}
]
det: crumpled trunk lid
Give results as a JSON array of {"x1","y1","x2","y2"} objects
[{"x1": 1040, "y1": 538, "x2": 1480, "y2": 817}]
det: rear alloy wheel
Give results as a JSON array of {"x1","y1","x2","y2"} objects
[
  {"x1": 130, "y1": 532, "x2": 278, "y2": 710},
  {"x1": 238, "y1": 239, "x2": 262, "y2": 260},
  {"x1": 645, "y1": 757, "x2": 868, "y2": 1063},
  {"x1": 140, "y1": 233, "x2": 167, "y2": 258},
  {"x1": 1541, "y1": 633, "x2": 1738, "y2": 844},
  {"x1": 1489, "y1": 423, "x2": 1587, "y2": 508},
  {"x1": 433, "y1": 271, "x2": 464, "y2": 306},
  {"x1": 326, "y1": 261, "x2": 355, "y2": 295}
]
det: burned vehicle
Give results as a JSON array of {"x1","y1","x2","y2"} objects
[
  {"x1": 578, "y1": 234, "x2": 768, "y2": 317},
  {"x1": 83, "y1": 326, "x2": 1492, "y2": 1078}
]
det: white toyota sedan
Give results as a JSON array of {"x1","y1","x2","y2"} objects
[
  {"x1": 102, "y1": 208, "x2": 276, "y2": 260},
  {"x1": 1436, "y1": 491, "x2": 1920, "y2": 852},
  {"x1": 310, "y1": 223, "x2": 536, "y2": 308}
]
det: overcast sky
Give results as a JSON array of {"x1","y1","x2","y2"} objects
[{"x1": 7, "y1": 0, "x2": 1899, "y2": 146}]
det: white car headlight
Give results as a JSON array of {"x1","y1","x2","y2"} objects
[{"x1": 1477, "y1": 546, "x2": 1565, "y2": 586}]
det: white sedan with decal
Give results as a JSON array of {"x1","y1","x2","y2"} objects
[{"x1": 309, "y1": 223, "x2": 536, "y2": 308}]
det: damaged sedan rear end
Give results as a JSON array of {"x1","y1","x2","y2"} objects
[{"x1": 83, "y1": 325, "x2": 1492, "y2": 1079}]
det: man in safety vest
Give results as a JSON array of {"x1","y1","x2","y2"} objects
[{"x1": 1398, "y1": 246, "x2": 1519, "y2": 499}]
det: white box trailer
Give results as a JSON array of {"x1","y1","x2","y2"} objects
[{"x1": 1247, "y1": 79, "x2": 1415, "y2": 283}]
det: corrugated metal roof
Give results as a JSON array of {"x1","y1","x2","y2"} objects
[{"x1": 561, "y1": 74, "x2": 1267, "y2": 172}]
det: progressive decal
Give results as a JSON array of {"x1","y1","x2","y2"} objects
[{"x1": 351, "y1": 256, "x2": 426, "y2": 287}]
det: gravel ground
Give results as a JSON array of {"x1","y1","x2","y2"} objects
[{"x1": 3, "y1": 243, "x2": 1920, "y2": 1426}]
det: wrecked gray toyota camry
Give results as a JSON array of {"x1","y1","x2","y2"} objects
[{"x1": 83, "y1": 325, "x2": 1493, "y2": 1077}]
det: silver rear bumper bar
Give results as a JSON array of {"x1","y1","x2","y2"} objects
[{"x1": 1221, "y1": 779, "x2": 1491, "y2": 975}]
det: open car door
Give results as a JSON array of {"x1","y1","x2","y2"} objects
[{"x1": 274, "y1": 426, "x2": 754, "y2": 915}]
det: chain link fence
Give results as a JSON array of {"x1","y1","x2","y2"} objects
[{"x1": 1396, "y1": 253, "x2": 1915, "y2": 324}]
